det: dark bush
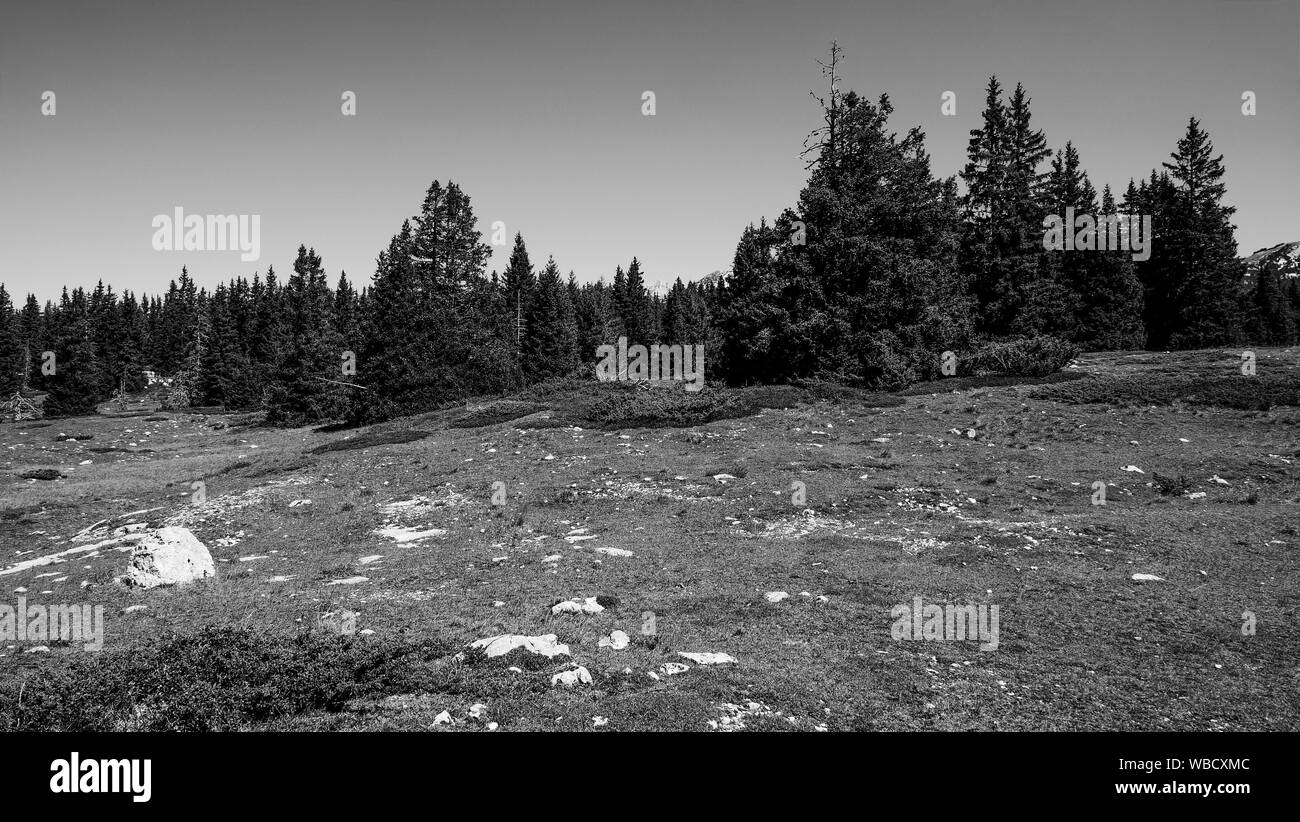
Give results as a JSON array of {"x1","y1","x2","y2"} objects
[
  {"x1": 577, "y1": 385, "x2": 752, "y2": 429},
  {"x1": 0, "y1": 626, "x2": 458, "y2": 732},
  {"x1": 958, "y1": 336, "x2": 1079, "y2": 378},
  {"x1": 19, "y1": 469, "x2": 62, "y2": 481}
]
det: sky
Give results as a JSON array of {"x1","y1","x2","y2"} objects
[{"x1": 1, "y1": 0, "x2": 1297, "y2": 303}]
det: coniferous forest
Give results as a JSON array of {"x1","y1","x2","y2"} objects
[{"x1": 2, "y1": 54, "x2": 1294, "y2": 424}]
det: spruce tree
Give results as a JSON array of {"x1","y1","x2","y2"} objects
[
  {"x1": 621, "y1": 258, "x2": 653, "y2": 345},
  {"x1": 266, "y1": 246, "x2": 349, "y2": 424},
  {"x1": 522, "y1": 256, "x2": 580, "y2": 380},
  {"x1": 42, "y1": 289, "x2": 103, "y2": 416},
  {"x1": 0, "y1": 286, "x2": 22, "y2": 396},
  {"x1": 1160, "y1": 118, "x2": 1243, "y2": 348},
  {"x1": 501, "y1": 233, "x2": 535, "y2": 355}
]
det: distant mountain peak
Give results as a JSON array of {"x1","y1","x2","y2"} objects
[{"x1": 1241, "y1": 241, "x2": 1300, "y2": 281}]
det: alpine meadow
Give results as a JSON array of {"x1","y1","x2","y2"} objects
[{"x1": 0, "y1": 3, "x2": 1296, "y2": 802}]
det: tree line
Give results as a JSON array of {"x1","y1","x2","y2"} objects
[
  {"x1": 0, "y1": 189, "x2": 718, "y2": 422},
  {"x1": 2, "y1": 47, "x2": 1296, "y2": 421}
]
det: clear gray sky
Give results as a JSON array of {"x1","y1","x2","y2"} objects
[{"x1": 1, "y1": 0, "x2": 1297, "y2": 302}]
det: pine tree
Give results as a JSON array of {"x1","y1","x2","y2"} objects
[
  {"x1": 266, "y1": 246, "x2": 350, "y2": 423},
  {"x1": 501, "y1": 233, "x2": 535, "y2": 355},
  {"x1": 621, "y1": 258, "x2": 653, "y2": 345},
  {"x1": 960, "y1": 77, "x2": 1051, "y2": 336},
  {"x1": 354, "y1": 221, "x2": 429, "y2": 421},
  {"x1": 1075, "y1": 185, "x2": 1146, "y2": 349},
  {"x1": 0, "y1": 285, "x2": 23, "y2": 396},
  {"x1": 334, "y1": 271, "x2": 359, "y2": 348},
  {"x1": 42, "y1": 289, "x2": 103, "y2": 416},
  {"x1": 522, "y1": 256, "x2": 580, "y2": 380},
  {"x1": 1160, "y1": 118, "x2": 1243, "y2": 348},
  {"x1": 199, "y1": 283, "x2": 255, "y2": 408},
  {"x1": 1249, "y1": 261, "x2": 1297, "y2": 344}
]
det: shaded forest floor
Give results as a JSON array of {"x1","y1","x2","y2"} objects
[{"x1": 1, "y1": 347, "x2": 1298, "y2": 731}]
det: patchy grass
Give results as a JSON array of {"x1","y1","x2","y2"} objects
[
  {"x1": 449, "y1": 401, "x2": 546, "y2": 429},
  {"x1": 1, "y1": 347, "x2": 1297, "y2": 732},
  {"x1": 308, "y1": 429, "x2": 433, "y2": 454},
  {"x1": 900, "y1": 370, "x2": 1087, "y2": 395},
  {"x1": 1035, "y1": 371, "x2": 1300, "y2": 410}
]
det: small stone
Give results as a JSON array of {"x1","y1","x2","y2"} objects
[
  {"x1": 551, "y1": 666, "x2": 593, "y2": 687},
  {"x1": 599, "y1": 630, "x2": 630, "y2": 650}
]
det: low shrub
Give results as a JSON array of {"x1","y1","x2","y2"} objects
[
  {"x1": 1034, "y1": 372, "x2": 1300, "y2": 410},
  {"x1": 576, "y1": 385, "x2": 753, "y2": 430},
  {"x1": 958, "y1": 336, "x2": 1079, "y2": 378},
  {"x1": 0, "y1": 626, "x2": 458, "y2": 732}
]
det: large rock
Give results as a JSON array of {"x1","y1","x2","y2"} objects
[
  {"x1": 466, "y1": 633, "x2": 570, "y2": 659},
  {"x1": 122, "y1": 526, "x2": 216, "y2": 588}
]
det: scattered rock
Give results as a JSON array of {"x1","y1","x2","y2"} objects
[
  {"x1": 659, "y1": 662, "x2": 690, "y2": 676},
  {"x1": 552, "y1": 597, "x2": 604, "y2": 615},
  {"x1": 327, "y1": 576, "x2": 369, "y2": 585},
  {"x1": 432, "y1": 710, "x2": 452, "y2": 726},
  {"x1": 765, "y1": 591, "x2": 789, "y2": 603},
  {"x1": 372, "y1": 526, "x2": 446, "y2": 543},
  {"x1": 1131, "y1": 573, "x2": 1164, "y2": 582}
]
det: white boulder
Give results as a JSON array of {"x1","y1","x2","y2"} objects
[
  {"x1": 468, "y1": 633, "x2": 571, "y2": 659},
  {"x1": 122, "y1": 527, "x2": 216, "y2": 588}
]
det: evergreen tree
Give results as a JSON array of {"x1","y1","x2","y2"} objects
[
  {"x1": 1077, "y1": 185, "x2": 1146, "y2": 349},
  {"x1": 522, "y1": 256, "x2": 579, "y2": 380},
  {"x1": 621, "y1": 258, "x2": 653, "y2": 345},
  {"x1": 960, "y1": 78, "x2": 1051, "y2": 336},
  {"x1": 500, "y1": 233, "x2": 535, "y2": 355},
  {"x1": 266, "y1": 246, "x2": 349, "y2": 423},
  {"x1": 42, "y1": 289, "x2": 103, "y2": 416},
  {"x1": 1159, "y1": 118, "x2": 1243, "y2": 348},
  {"x1": 1249, "y1": 261, "x2": 1297, "y2": 344},
  {"x1": 0, "y1": 285, "x2": 22, "y2": 395}
]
